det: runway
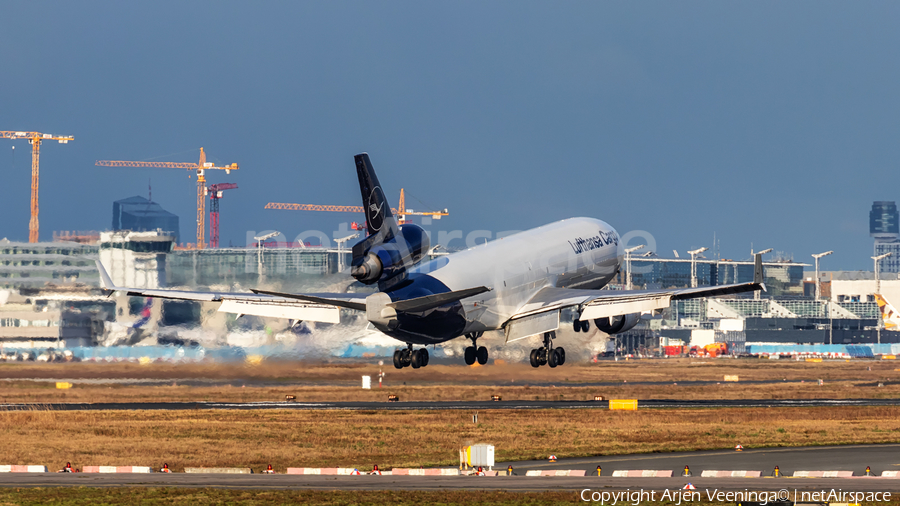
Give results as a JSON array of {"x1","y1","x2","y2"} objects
[
  {"x1": 1, "y1": 445, "x2": 900, "y2": 492},
  {"x1": 2, "y1": 398, "x2": 900, "y2": 411},
  {"x1": 3, "y1": 473, "x2": 900, "y2": 493},
  {"x1": 504, "y1": 443, "x2": 900, "y2": 477}
]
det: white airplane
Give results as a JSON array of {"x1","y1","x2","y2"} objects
[{"x1": 96, "y1": 153, "x2": 764, "y2": 370}]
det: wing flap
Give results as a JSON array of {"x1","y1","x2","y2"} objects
[
  {"x1": 218, "y1": 300, "x2": 340, "y2": 323},
  {"x1": 505, "y1": 310, "x2": 560, "y2": 343},
  {"x1": 580, "y1": 294, "x2": 673, "y2": 320}
]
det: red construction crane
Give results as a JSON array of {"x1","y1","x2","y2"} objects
[
  {"x1": 1, "y1": 131, "x2": 74, "y2": 242},
  {"x1": 208, "y1": 183, "x2": 238, "y2": 248},
  {"x1": 96, "y1": 148, "x2": 239, "y2": 249}
]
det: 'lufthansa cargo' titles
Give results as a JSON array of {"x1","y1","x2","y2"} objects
[{"x1": 568, "y1": 230, "x2": 619, "y2": 254}]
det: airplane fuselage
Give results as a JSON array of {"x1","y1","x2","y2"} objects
[{"x1": 382, "y1": 217, "x2": 623, "y2": 344}]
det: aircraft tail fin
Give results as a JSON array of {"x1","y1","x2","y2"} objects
[
  {"x1": 875, "y1": 294, "x2": 900, "y2": 330},
  {"x1": 355, "y1": 153, "x2": 394, "y2": 234}
]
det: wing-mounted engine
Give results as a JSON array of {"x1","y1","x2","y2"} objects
[
  {"x1": 593, "y1": 313, "x2": 640, "y2": 334},
  {"x1": 351, "y1": 224, "x2": 430, "y2": 285}
]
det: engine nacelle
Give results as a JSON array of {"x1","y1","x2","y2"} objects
[
  {"x1": 593, "y1": 313, "x2": 640, "y2": 334},
  {"x1": 351, "y1": 224, "x2": 431, "y2": 285}
]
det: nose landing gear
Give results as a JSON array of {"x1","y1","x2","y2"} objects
[
  {"x1": 464, "y1": 332, "x2": 488, "y2": 365},
  {"x1": 530, "y1": 331, "x2": 566, "y2": 368},
  {"x1": 393, "y1": 344, "x2": 429, "y2": 369}
]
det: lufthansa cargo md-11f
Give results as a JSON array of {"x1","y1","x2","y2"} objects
[{"x1": 96, "y1": 154, "x2": 764, "y2": 370}]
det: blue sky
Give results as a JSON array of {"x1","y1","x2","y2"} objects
[{"x1": 1, "y1": 1, "x2": 898, "y2": 270}]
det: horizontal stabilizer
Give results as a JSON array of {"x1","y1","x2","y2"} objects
[
  {"x1": 250, "y1": 289, "x2": 366, "y2": 311},
  {"x1": 388, "y1": 286, "x2": 491, "y2": 313}
]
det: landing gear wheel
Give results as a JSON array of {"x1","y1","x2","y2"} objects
[
  {"x1": 556, "y1": 347, "x2": 566, "y2": 365},
  {"x1": 549, "y1": 348, "x2": 560, "y2": 368},
  {"x1": 573, "y1": 319, "x2": 582, "y2": 333},
  {"x1": 464, "y1": 346, "x2": 476, "y2": 365},
  {"x1": 411, "y1": 350, "x2": 422, "y2": 369},
  {"x1": 393, "y1": 350, "x2": 403, "y2": 369},
  {"x1": 419, "y1": 348, "x2": 429, "y2": 367},
  {"x1": 539, "y1": 347, "x2": 548, "y2": 366},
  {"x1": 476, "y1": 346, "x2": 488, "y2": 365},
  {"x1": 580, "y1": 320, "x2": 590, "y2": 332},
  {"x1": 401, "y1": 348, "x2": 412, "y2": 367},
  {"x1": 530, "y1": 349, "x2": 540, "y2": 368}
]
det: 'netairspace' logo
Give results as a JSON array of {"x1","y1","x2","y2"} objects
[{"x1": 580, "y1": 488, "x2": 893, "y2": 505}]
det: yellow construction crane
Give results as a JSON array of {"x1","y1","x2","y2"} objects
[
  {"x1": 96, "y1": 148, "x2": 238, "y2": 249},
  {"x1": 1, "y1": 131, "x2": 74, "y2": 243},
  {"x1": 265, "y1": 188, "x2": 448, "y2": 225}
]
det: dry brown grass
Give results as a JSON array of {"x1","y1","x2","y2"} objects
[
  {"x1": 1, "y1": 357, "x2": 898, "y2": 383},
  {"x1": 1, "y1": 358, "x2": 899, "y2": 404},
  {"x1": 2, "y1": 379, "x2": 900, "y2": 404},
  {"x1": 0, "y1": 406, "x2": 898, "y2": 471}
]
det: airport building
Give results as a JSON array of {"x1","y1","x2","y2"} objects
[
  {"x1": 112, "y1": 196, "x2": 180, "y2": 244},
  {"x1": 0, "y1": 239, "x2": 99, "y2": 289},
  {"x1": 871, "y1": 201, "x2": 900, "y2": 273},
  {"x1": 624, "y1": 256, "x2": 805, "y2": 296}
]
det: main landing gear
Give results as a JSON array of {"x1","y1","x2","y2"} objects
[
  {"x1": 393, "y1": 344, "x2": 429, "y2": 369},
  {"x1": 530, "y1": 331, "x2": 566, "y2": 368},
  {"x1": 464, "y1": 332, "x2": 488, "y2": 365}
]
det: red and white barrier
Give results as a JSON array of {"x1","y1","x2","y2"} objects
[
  {"x1": 793, "y1": 470, "x2": 854, "y2": 477},
  {"x1": 882, "y1": 471, "x2": 900, "y2": 477},
  {"x1": 391, "y1": 468, "x2": 460, "y2": 476},
  {"x1": 700, "y1": 470, "x2": 762, "y2": 478},
  {"x1": 286, "y1": 468, "x2": 364, "y2": 475},
  {"x1": 611, "y1": 470, "x2": 674, "y2": 477},
  {"x1": 525, "y1": 470, "x2": 587, "y2": 477},
  {"x1": 82, "y1": 466, "x2": 152, "y2": 473},
  {"x1": 0, "y1": 465, "x2": 47, "y2": 473}
]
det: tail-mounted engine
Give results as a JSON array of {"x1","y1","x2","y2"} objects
[{"x1": 351, "y1": 224, "x2": 430, "y2": 285}]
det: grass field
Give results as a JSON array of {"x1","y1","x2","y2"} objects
[
  {"x1": 1, "y1": 406, "x2": 899, "y2": 471},
  {"x1": 2, "y1": 357, "x2": 898, "y2": 383},
  {"x1": 1, "y1": 358, "x2": 899, "y2": 403}
]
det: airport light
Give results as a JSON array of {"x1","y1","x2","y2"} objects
[
  {"x1": 751, "y1": 249, "x2": 773, "y2": 300},
  {"x1": 873, "y1": 252, "x2": 892, "y2": 295},
  {"x1": 625, "y1": 245, "x2": 644, "y2": 290},
  {"x1": 811, "y1": 251, "x2": 833, "y2": 301},
  {"x1": 687, "y1": 247, "x2": 708, "y2": 288},
  {"x1": 335, "y1": 234, "x2": 359, "y2": 272},
  {"x1": 254, "y1": 231, "x2": 280, "y2": 283},
  {"x1": 873, "y1": 252, "x2": 892, "y2": 344}
]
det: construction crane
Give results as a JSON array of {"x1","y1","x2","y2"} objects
[
  {"x1": 265, "y1": 189, "x2": 448, "y2": 225},
  {"x1": 96, "y1": 148, "x2": 239, "y2": 249},
  {"x1": 208, "y1": 183, "x2": 238, "y2": 248},
  {"x1": 1, "y1": 131, "x2": 74, "y2": 243}
]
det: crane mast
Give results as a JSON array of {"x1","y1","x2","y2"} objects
[
  {"x1": 208, "y1": 183, "x2": 238, "y2": 248},
  {"x1": 96, "y1": 147, "x2": 238, "y2": 249},
  {"x1": 1, "y1": 131, "x2": 73, "y2": 243}
]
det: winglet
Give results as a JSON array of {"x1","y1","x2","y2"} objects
[
  {"x1": 753, "y1": 253, "x2": 767, "y2": 292},
  {"x1": 95, "y1": 260, "x2": 117, "y2": 291}
]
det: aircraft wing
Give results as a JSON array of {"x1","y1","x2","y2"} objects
[
  {"x1": 95, "y1": 261, "x2": 365, "y2": 323},
  {"x1": 503, "y1": 253, "x2": 765, "y2": 342}
]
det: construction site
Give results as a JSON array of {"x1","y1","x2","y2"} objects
[{"x1": 2, "y1": 130, "x2": 900, "y2": 363}]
